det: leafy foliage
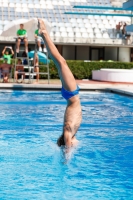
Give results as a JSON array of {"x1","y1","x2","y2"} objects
[{"x1": 48, "y1": 60, "x2": 133, "y2": 80}]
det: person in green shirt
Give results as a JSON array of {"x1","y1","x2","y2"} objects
[
  {"x1": 35, "y1": 29, "x2": 47, "y2": 53},
  {"x1": 2, "y1": 46, "x2": 14, "y2": 64},
  {"x1": 16, "y1": 24, "x2": 28, "y2": 53}
]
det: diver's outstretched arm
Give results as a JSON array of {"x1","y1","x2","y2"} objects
[{"x1": 38, "y1": 19, "x2": 77, "y2": 92}]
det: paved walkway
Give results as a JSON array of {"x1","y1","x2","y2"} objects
[
  {"x1": 0, "y1": 79, "x2": 132, "y2": 96},
  {"x1": 76, "y1": 80, "x2": 133, "y2": 96}
]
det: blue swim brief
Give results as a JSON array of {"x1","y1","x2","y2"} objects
[{"x1": 61, "y1": 85, "x2": 80, "y2": 100}]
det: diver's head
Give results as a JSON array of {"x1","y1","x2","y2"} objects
[{"x1": 57, "y1": 134, "x2": 65, "y2": 147}]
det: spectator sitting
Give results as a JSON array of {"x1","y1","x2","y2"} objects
[
  {"x1": 0, "y1": 58, "x2": 12, "y2": 83},
  {"x1": 15, "y1": 59, "x2": 25, "y2": 83},
  {"x1": 35, "y1": 28, "x2": 47, "y2": 53},
  {"x1": 116, "y1": 22, "x2": 122, "y2": 38},
  {"x1": 16, "y1": 24, "x2": 28, "y2": 53},
  {"x1": 122, "y1": 22, "x2": 127, "y2": 37},
  {"x1": 2, "y1": 46, "x2": 14, "y2": 64},
  {"x1": 122, "y1": 23, "x2": 131, "y2": 44}
]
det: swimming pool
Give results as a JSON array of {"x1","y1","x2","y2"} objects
[{"x1": 0, "y1": 91, "x2": 133, "y2": 200}]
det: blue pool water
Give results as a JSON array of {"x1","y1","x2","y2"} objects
[{"x1": 0, "y1": 90, "x2": 133, "y2": 200}]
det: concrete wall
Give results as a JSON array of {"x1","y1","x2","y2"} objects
[
  {"x1": 0, "y1": 43, "x2": 131, "y2": 62},
  {"x1": 62, "y1": 45, "x2": 75, "y2": 60},
  {"x1": 104, "y1": 47, "x2": 118, "y2": 61},
  {"x1": 118, "y1": 47, "x2": 130, "y2": 62},
  {"x1": 92, "y1": 69, "x2": 133, "y2": 83},
  {"x1": 91, "y1": 49, "x2": 99, "y2": 61},
  {"x1": 76, "y1": 46, "x2": 89, "y2": 60}
]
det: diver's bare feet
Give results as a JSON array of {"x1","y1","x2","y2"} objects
[{"x1": 38, "y1": 19, "x2": 47, "y2": 35}]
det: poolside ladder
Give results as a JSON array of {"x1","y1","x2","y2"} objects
[{"x1": 14, "y1": 39, "x2": 31, "y2": 83}]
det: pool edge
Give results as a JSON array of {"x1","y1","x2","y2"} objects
[{"x1": 0, "y1": 84, "x2": 132, "y2": 98}]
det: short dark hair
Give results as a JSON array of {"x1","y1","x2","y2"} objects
[
  {"x1": 18, "y1": 59, "x2": 22, "y2": 64},
  {"x1": 57, "y1": 134, "x2": 65, "y2": 147}
]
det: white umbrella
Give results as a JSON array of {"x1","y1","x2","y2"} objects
[
  {"x1": 1, "y1": 18, "x2": 28, "y2": 37},
  {"x1": 1, "y1": 18, "x2": 51, "y2": 41}
]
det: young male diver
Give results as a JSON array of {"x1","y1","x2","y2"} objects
[{"x1": 38, "y1": 19, "x2": 82, "y2": 148}]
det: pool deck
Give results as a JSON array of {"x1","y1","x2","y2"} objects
[{"x1": 0, "y1": 79, "x2": 133, "y2": 97}]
